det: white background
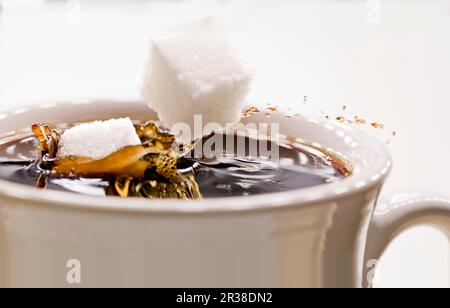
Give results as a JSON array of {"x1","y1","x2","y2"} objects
[{"x1": 0, "y1": 0, "x2": 449, "y2": 288}]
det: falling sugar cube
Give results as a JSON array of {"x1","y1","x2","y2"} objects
[
  {"x1": 58, "y1": 118, "x2": 141, "y2": 159},
  {"x1": 141, "y1": 18, "x2": 253, "y2": 142}
]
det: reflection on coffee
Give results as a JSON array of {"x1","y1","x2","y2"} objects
[{"x1": 0, "y1": 120, "x2": 350, "y2": 200}]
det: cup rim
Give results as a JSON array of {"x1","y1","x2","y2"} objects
[{"x1": 0, "y1": 100, "x2": 392, "y2": 215}]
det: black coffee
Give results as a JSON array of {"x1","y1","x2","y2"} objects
[{"x1": 0, "y1": 131, "x2": 350, "y2": 199}]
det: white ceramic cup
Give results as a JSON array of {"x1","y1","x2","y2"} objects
[{"x1": 0, "y1": 101, "x2": 448, "y2": 288}]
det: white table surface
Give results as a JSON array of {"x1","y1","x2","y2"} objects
[{"x1": 0, "y1": 0, "x2": 449, "y2": 288}]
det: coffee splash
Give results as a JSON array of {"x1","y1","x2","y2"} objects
[
  {"x1": 30, "y1": 122, "x2": 202, "y2": 199},
  {"x1": 243, "y1": 99, "x2": 396, "y2": 145}
]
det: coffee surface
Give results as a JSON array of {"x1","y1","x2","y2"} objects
[{"x1": 0, "y1": 132, "x2": 349, "y2": 199}]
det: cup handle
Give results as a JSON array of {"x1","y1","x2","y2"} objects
[{"x1": 363, "y1": 191, "x2": 450, "y2": 288}]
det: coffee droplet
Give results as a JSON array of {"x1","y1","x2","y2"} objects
[
  {"x1": 355, "y1": 117, "x2": 367, "y2": 125},
  {"x1": 242, "y1": 107, "x2": 260, "y2": 118},
  {"x1": 371, "y1": 123, "x2": 385, "y2": 129},
  {"x1": 336, "y1": 116, "x2": 345, "y2": 123}
]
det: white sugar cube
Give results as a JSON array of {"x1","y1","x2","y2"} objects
[
  {"x1": 58, "y1": 118, "x2": 141, "y2": 159},
  {"x1": 141, "y1": 18, "x2": 253, "y2": 142}
]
